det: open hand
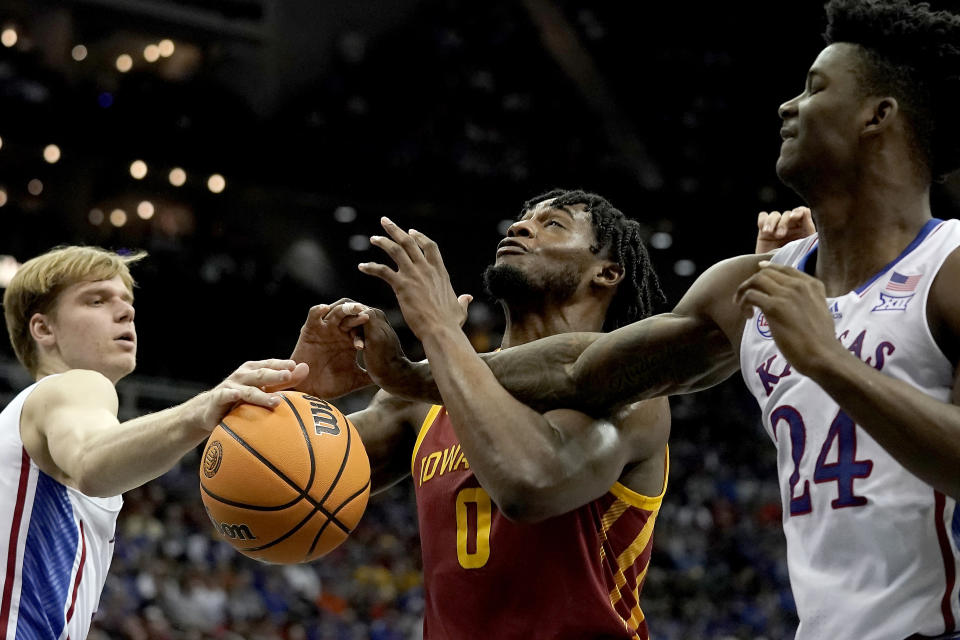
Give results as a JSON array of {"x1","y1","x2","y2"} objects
[{"x1": 359, "y1": 217, "x2": 472, "y2": 341}]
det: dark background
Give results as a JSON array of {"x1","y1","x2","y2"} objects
[
  {"x1": 4, "y1": 1, "x2": 957, "y2": 381},
  {"x1": 1, "y1": 2, "x2": 958, "y2": 639}
]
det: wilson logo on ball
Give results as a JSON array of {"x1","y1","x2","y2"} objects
[
  {"x1": 203, "y1": 441, "x2": 223, "y2": 478},
  {"x1": 215, "y1": 520, "x2": 257, "y2": 540},
  {"x1": 302, "y1": 394, "x2": 341, "y2": 436}
]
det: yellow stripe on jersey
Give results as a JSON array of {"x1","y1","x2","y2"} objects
[
  {"x1": 625, "y1": 561, "x2": 651, "y2": 629},
  {"x1": 601, "y1": 498, "x2": 630, "y2": 533},
  {"x1": 608, "y1": 510, "x2": 658, "y2": 609},
  {"x1": 411, "y1": 405, "x2": 443, "y2": 473},
  {"x1": 617, "y1": 512, "x2": 657, "y2": 571},
  {"x1": 609, "y1": 445, "x2": 670, "y2": 511}
]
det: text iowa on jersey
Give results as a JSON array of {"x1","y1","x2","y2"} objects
[{"x1": 418, "y1": 443, "x2": 470, "y2": 486}]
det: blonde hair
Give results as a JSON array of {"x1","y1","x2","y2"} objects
[{"x1": 3, "y1": 246, "x2": 147, "y2": 375}]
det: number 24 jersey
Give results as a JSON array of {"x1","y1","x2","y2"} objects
[{"x1": 740, "y1": 219, "x2": 960, "y2": 640}]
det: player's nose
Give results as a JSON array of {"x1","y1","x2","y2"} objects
[
  {"x1": 507, "y1": 218, "x2": 536, "y2": 238},
  {"x1": 115, "y1": 299, "x2": 135, "y2": 323}
]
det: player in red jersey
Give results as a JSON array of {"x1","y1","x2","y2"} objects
[{"x1": 294, "y1": 190, "x2": 671, "y2": 639}]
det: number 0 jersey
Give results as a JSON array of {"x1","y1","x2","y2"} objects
[
  {"x1": 740, "y1": 219, "x2": 960, "y2": 639},
  {"x1": 412, "y1": 406, "x2": 667, "y2": 640}
]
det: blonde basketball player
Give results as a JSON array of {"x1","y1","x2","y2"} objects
[{"x1": 0, "y1": 245, "x2": 307, "y2": 640}]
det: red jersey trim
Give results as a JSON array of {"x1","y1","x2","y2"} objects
[
  {"x1": 411, "y1": 405, "x2": 444, "y2": 473},
  {"x1": 609, "y1": 445, "x2": 669, "y2": 511}
]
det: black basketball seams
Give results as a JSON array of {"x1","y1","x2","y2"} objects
[
  {"x1": 310, "y1": 404, "x2": 353, "y2": 516},
  {"x1": 304, "y1": 478, "x2": 372, "y2": 559},
  {"x1": 210, "y1": 420, "x2": 340, "y2": 526},
  {"x1": 199, "y1": 482, "x2": 302, "y2": 511},
  {"x1": 280, "y1": 394, "x2": 318, "y2": 494}
]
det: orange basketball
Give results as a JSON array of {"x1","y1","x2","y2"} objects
[{"x1": 199, "y1": 391, "x2": 370, "y2": 564}]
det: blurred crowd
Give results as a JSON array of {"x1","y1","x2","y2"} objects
[{"x1": 6, "y1": 1, "x2": 959, "y2": 639}]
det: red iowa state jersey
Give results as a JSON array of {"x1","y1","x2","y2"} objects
[{"x1": 412, "y1": 405, "x2": 667, "y2": 640}]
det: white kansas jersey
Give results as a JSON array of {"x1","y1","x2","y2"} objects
[
  {"x1": 741, "y1": 218, "x2": 960, "y2": 640},
  {"x1": 0, "y1": 378, "x2": 122, "y2": 640}
]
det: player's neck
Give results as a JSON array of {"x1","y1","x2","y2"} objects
[
  {"x1": 500, "y1": 299, "x2": 606, "y2": 348},
  {"x1": 807, "y1": 178, "x2": 932, "y2": 296}
]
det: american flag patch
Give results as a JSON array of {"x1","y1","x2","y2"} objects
[{"x1": 885, "y1": 271, "x2": 921, "y2": 292}]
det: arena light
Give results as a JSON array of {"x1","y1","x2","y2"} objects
[
  {"x1": 43, "y1": 144, "x2": 61, "y2": 164},
  {"x1": 89, "y1": 208, "x2": 104, "y2": 225},
  {"x1": 349, "y1": 235, "x2": 370, "y2": 251},
  {"x1": 136, "y1": 200, "x2": 155, "y2": 219},
  {"x1": 0, "y1": 255, "x2": 21, "y2": 288},
  {"x1": 1, "y1": 29, "x2": 17, "y2": 48},
  {"x1": 207, "y1": 174, "x2": 225, "y2": 193},
  {"x1": 674, "y1": 259, "x2": 696, "y2": 277},
  {"x1": 143, "y1": 44, "x2": 160, "y2": 63},
  {"x1": 109, "y1": 208, "x2": 127, "y2": 227},
  {"x1": 0, "y1": 188, "x2": 7, "y2": 207},
  {"x1": 27, "y1": 179, "x2": 43, "y2": 196},
  {"x1": 169, "y1": 167, "x2": 186, "y2": 187},
  {"x1": 334, "y1": 206, "x2": 357, "y2": 223},
  {"x1": 158, "y1": 39, "x2": 175, "y2": 57},
  {"x1": 0, "y1": 135, "x2": 4, "y2": 150},
  {"x1": 116, "y1": 54, "x2": 133, "y2": 73},
  {"x1": 130, "y1": 160, "x2": 147, "y2": 179},
  {"x1": 71, "y1": 44, "x2": 87, "y2": 61},
  {"x1": 650, "y1": 232, "x2": 673, "y2": 250}
]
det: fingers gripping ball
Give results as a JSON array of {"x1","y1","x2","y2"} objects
[{"x1": 199, "y1": 391, "x2": 370, "y2": 564}]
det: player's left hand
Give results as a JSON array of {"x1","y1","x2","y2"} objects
[
  {"x1": 734, "y1": 261, "x2": 846, "y2": 376},
  {"x1": 359, "y1": 217, "x2": 472, "y2": 341}
]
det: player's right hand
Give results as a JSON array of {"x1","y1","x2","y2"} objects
[
  {"x1": 189, "y1": 359, "x2": 309, "y2": 432},
  {"x1": 755, "y1": 206, "x2": 815, "y2": 254}
]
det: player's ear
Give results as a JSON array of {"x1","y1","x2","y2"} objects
[
  {"x1": 29, "y1": 313, "x2": 56, "y2": 347},
  {"x1": 862, "y1": 96, "x2": 899, "y2": 137},
  {"x1": 593, "y1": 261, "x2": 624, "y2": 289}
]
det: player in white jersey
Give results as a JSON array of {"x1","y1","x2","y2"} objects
[
  {"x1": 346, "y1": 1, "x2": 960, "y2": 637},
  {"x1": 0, "y1": 246, "x2": 308, "y2": 640}
]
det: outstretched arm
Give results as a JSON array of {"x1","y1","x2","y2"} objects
[
  {"x1": 359, "y1": 245, "x2": 755, "y2": 414},
  {"x1": 21, "y1": 360, "x2": 308, "y2": 497},
  {"x1": 362, "y1": 207, "x2": 813, "y2": 409}
]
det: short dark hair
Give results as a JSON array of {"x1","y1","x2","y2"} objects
[
  {"x1": 824, "y1": 0, "x2": 960, "y2": 180},
  {"x1": 522, "y1": 189, "x2": 666, "y2": 331}
]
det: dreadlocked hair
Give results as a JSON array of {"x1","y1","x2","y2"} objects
[
  {"x1": 522, "y1": 189, "x2": 666, "y2": 331},
  {"x1": 824, "y1": 0, "x2": 960, "y2": 180}
]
